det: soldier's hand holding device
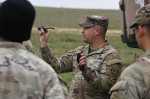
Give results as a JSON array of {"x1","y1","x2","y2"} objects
[
  {"x1": 77, "y1": 53, "x2": 85, "y2": 71},
  {"x1": 38, "y1": 26, "x2": 55, "y2": 47},
  {"x1": 77, "y1": 53, "x2": 87, "y2": 73}
]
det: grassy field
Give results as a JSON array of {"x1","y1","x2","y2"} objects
[
  {"x1": 34, "y1": 7, "x2": 121, "y2": 30},
  {"x1": 31, "y1": 7, "x2": 143, "y2": 86}
]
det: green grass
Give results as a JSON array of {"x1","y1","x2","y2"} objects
[
  {"x1": 34, "y1": 7, "x2": 121, "y2": 30},
  {"x1": 30, "y1": 7, "x2": 143, "y2": 87}
]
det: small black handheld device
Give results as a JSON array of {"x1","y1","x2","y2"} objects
[
  {"x1": 37, "y1": 26, "x2": 55, "y2": 31},
  {"x1": 77, "y1": 53, "x2": 84, "y2": 71}
]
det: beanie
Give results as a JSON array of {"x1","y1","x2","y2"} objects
[{"x1": 0, "y1": 0, "x2": 36, "y2": 42}]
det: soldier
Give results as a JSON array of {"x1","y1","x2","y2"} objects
[
  {"x1": 40, "y1": 15, "x2": 122, "y2": 99},
  {"x1": 110, "y1": 4, "x2": 150, "y2": 99},
  {"x1": 0, "y1": 0, "x2": 67, "y2": 98}
]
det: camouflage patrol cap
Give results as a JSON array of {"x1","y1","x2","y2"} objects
[
  {"x1": 79, "y1": 15, "x2": 109, "y2": 28},
  {"x1": 130, "y1": 4, "x2": 150, "y2": 28}
]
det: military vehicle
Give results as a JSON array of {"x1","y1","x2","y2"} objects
[{"x1": 119, "y1": 0, "x2": 150, "y2": 48}]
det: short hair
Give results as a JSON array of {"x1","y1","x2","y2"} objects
[{"x1": 94, "y1": 25, "x2": 107, "y2": 38}]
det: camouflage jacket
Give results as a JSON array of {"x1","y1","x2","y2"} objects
[
  {"x1": 0, "y1": 42, "x2": 66, "y2": 99},
  {"x1": 23, "y1": 40, "x2": 35, "y2": 54},
  {"x1": 110, "y1": 49, "x2": 150, "y2": 99},
  {"x1": 41, "y1": 41, "x2": 122, "y2": 99}
]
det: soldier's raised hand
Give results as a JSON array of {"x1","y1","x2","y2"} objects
[{"x1": 40, "y1": 29, "x2": 50, "y2": 47}]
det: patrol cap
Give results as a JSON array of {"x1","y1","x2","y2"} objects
[
  {"x1": 130, "y1": 4, "x2": 150, "y2": 28},
  {"x1": 79, "y1": 15, "x2": 109, "y2": 28}
]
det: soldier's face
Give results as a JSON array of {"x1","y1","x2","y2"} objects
[{"x1": 81, "y1": 26, "x2": 95, "y2": 44}]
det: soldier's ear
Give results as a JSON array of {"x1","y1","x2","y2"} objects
[
  {"x1": 138, "y1": 26, "x2": 144, "y2": 37},
  {"x1": 94, "y1": 26, "x2": 100, "y2": 35}
]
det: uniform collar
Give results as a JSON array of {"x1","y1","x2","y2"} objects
[
  {"x1": 82, "y1": 40, "x2": 109, "y2": 56},
  {"x1": 140, "y1": 48, "x2": 150, "y2": 59},
  {"x1": 0, "y1": 42, "x2": 26, "y2": 50}
]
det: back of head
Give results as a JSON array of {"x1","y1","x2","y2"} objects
[{"x1": 0, "y1": 0, "x2": 36, "y2": 43}]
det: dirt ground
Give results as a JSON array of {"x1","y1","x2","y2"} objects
[{"x1": 33, "y1": 27, "x2": 122, "y2": 35}]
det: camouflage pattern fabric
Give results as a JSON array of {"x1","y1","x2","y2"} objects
[
  {"x1": 79, "y1": 15, "x2": 108, "y2": 28},
  {"x1": 58, "y1": 76, "x2": 69, "y2": 99},
  {"x1": 23, "y1": 40, "x2": 35, "y2": 54},
  {"x1": 110, "y1": 49, "x2": 150, "y2": 99},
  {"x1": 41, "y1": 41, "x2": 122, "y2": 99},
  {"x1": 23, "y1": 40, "x2": 69, "y2": 98},
  {"x1": 0, "y1": 42, "x2": 66, "y2": 99}
]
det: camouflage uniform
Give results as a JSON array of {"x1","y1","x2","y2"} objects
[
  {"x1": 41, "y1": 41, "x2": 122, "y2": 99},
  {"x1": 23, "y1": 40, "x2": 35, "y2": 54},
  {"x1": 0, "y1": 42, "x2": 66, "y2": 99},
  {"x1": 58, "y1": 76, "x2": 69, "y2": 99},
  {"x1": 110, "y1": 49, "x2": 150, "y2": 99},
  {"x1": 110, "y1": 4, "x2": 150, "y2": 99},
  {"x1": 23, "y1": 40, "x2": 69, "y2": 98}
]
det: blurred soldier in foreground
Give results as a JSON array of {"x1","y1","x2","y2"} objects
[
  {"x1": 0, "y1": 0, "x2": 67, "y2": 98},
  {"x1": 40, "y1": 15, "x2": 122, "y2": 99},
  {"x1": 110, "y1": 4, "x2": 150, "y2": 99}
]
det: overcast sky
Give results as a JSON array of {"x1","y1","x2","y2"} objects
[{"x1": 0, "y1": 0, "x2": 120, "y2": 9}]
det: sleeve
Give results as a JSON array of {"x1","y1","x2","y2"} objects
[
  {"x1": 36, "y1": 60, "x2": 68, "y2": 99},
  {"x1": 40, "y1": 45, "x2": 73, "y2": 73},
  {"x1": 83, "y1": 53, "x2": 122, "y2": 92},
  {"x1": 42, "y1": 67, "x2": 67, "y2": 99}
]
